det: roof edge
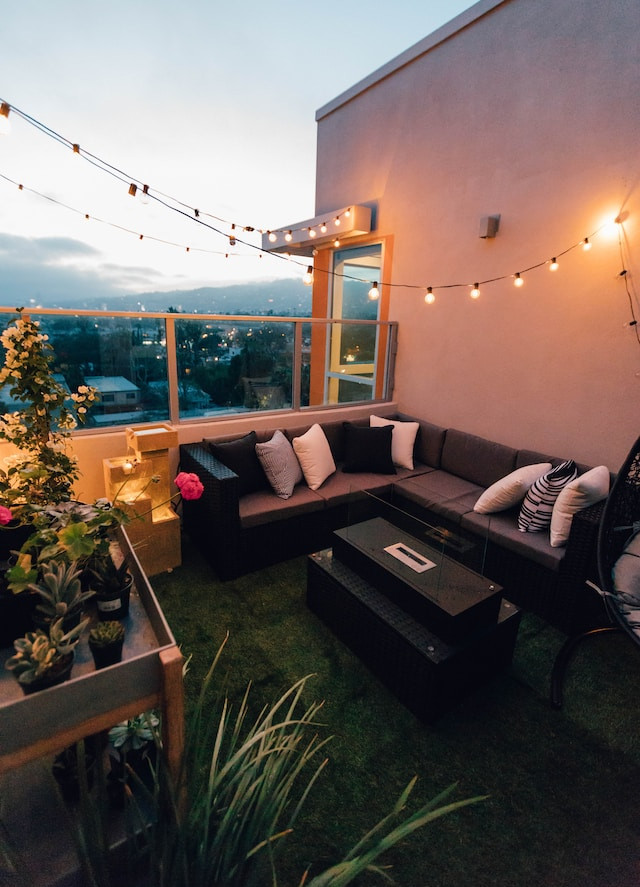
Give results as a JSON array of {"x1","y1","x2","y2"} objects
[{"x1": 316, "y1": 0, "x2": 508, "y2": 121}]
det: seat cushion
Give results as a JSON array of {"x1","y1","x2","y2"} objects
[
  {"x1": 239, "y1": 485, "x2": 324, "y2": 529},
  {"x1": 462, "y1": 510, "x2": 565, "y2": 572},
  {"x1": 394, "y1": 471, "x2": 483, "y2": 521},
  {"x1": 441, "y1": 429, "x2": 517, "y2": 488}
]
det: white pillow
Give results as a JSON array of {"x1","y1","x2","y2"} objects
[
  {"x1": 292, "y1": 424, "x2": 336, "y2": 490},
  {"x1": 474, "y1": 463, "x2": 552, "y2": 514},
  {"x1": 370, "y1": 415, "x2": 419, "y2": 470},
  {"x1": 549, "y1": 465, "x2": 610, "y2": 547}
]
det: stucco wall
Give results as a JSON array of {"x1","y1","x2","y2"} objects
[{"x1": 314, "y1": 0, "x2": 640, "y2": 471}]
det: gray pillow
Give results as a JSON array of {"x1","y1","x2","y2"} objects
[{"x1": 255, "y1": 430, "x2": 303, "y2": 499}]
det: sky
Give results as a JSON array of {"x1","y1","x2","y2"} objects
[{"x1": 0, "y1": 0, "x2": 476, "y2": 307}]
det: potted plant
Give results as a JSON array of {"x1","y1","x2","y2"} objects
[
  {"x1": 89, "y1": 553, "x2": 133, "y2": 620},
  {"x1": 88, "y1": 619, "x2": 125, "y2": 669},
  {"x1": 5, "y1": 615, "x2": 88, "y2": 695},
  {"x1": 29, "y1": 559, "x2": 95, "y2": 631},
  {"x1": 107, "y1": 711, "x2": 160, "y2": 805}
]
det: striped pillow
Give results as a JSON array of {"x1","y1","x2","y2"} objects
[
  {"x1": 518, "y1": 460, "x2": 578, "y2": 533},
  {"x1": 255, "y1": 430, "x2": 303, "y2": 499}
]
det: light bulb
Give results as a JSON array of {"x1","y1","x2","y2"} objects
[
  {"x1": 303, "y1": 266, "x2": 314, "y2": 286},
  {"x1": 308, "y1": 227, "x2": 316, "y2": 238},
  {"x1": 470, "y1": 283, "x2": 480, "y2": 299},
  {"x1": 268, "y1": 231, "x2": 277, "y2": 243},
  {"x1": 549, "y1": 257, "x2": 559, "y2": 271},
  {"x1": 0, "y1": 103, "x2": 10, "y2": 135},
  {"x1": 320, "y1": 222, "x2": 327, "y2": 234},
  {"x1": 344, "y1": 208, "x2": 351, "y2": 218},
  {"x1": 140, "y1": 184, "x2": 150, "y2": 205},
  {"x1": 582, "y1": 237, "x2": 592, "y2": 251},
  {"x1": 122, "y1": 459, "x2": 135, "y2": 475},
  {"x1": 333, "y1": 239, "x2": 340, "y2": 248},
  {"x1": 334, "y1": 216, "x2": 341, "y2": 227},
  {"x1": 425, "y1": 287, "x2": 435, "y2": 305},
  {"x1": 368, "y1": 281, "x2": 380, "y2": 300},
  {"x1": 514, "y1": 273, "x2": 524, "y2": 287},
  {"x1": 285, "y1": 230, "x2": 293, "y2": 242},
  {"x1": 229, "y1": 224, "x2": 237, "y2": 246},
  {"x1": 128, "y1": 183, "x2": 137, "y2": 197}
]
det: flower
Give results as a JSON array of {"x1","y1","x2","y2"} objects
[
  {"x1": 174, "y1": 471, "x2": 204, "y2": 501},
  {"x1": 0, "y1": 505, "x2": 12, "y2": 525}
]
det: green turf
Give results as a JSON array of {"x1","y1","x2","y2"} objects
[{"x1": 153, "y1": 536, "x2": 640, "y2": 887}]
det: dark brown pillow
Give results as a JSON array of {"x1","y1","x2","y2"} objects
[
  {"x1": 209, "y1": 431, "x2": 268, "y2": 496},
  {"x1": 342, "y1": 423, "x2": 395, "y2": 474}
]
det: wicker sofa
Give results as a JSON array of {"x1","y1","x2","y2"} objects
[{"x1": 179, "y1": 413, "x2": 610, "y2": 633}]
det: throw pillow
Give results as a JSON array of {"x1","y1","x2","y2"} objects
[
  {"x1": 255, "y1": 430, "x2": 303, "y2": 499},
  {"x1": 370, "y1": 415, "x2": 419, "y2": 470},
  {"x1": 292, "y1": 424, "x2": 336, "y2": 490},
  {"x1": 518, "y1": 459, "x2": 578, "y2": 533},
  {"x1": 209, "y1": 431, "x2": 267, "y2": 497},
  {"x1": 342, "y1": 422, "x2": 395, "y2": 474},
  {"x1": 549, "y1": 465, "x2": 610, "y2": 547},
  {"x1": 474, "y1": 462, "x2": 552, "y2": 514}
]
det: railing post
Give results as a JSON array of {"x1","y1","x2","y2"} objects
[
  {"x1": 292, "y1": 321, "x2": 303, "y2": 411},
  {"x1": 165, "y1": 316, "x2": 180, "y2": 424}
]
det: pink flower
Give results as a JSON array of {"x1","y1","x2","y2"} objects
[
  {"x1": 174, "y1": 471, "x2": 204, "y2": 501},
  {"x1": 0, "y1": 505, "x2": 12, "y2": 525}
]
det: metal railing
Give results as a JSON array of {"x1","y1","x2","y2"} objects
[{"x1": 0, "y1": 306, "x2": 398, "y2": 430}]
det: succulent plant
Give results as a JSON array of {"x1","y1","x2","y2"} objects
[
  {"x1": 5, "y1": 615, "x2": 89, "y2": 685},
  {"x1": 89, "y1": 620, "x2": 125, "y2": 648},
  {"x1": 90, "y1": 554, "x2": 132, "y2": 596},
  {"x1": 29, "y1": 559, "x2": 95, "y2": 623}
]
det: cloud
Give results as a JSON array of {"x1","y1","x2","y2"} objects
[{"x1": 0, "y1": 233, "x2": 100, "y2": 263}]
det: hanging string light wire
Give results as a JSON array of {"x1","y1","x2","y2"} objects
[{"x1": 0, "y1": 97, "x2": 625, "y2": 300}]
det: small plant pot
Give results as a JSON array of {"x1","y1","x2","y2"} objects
[
  {"x1": 95, "y1": 574, "x2": 133, "y2": 620},
  {"x1": 89, "y1": 638, "x2": 124, "y2": 669},
  {"x1": 19, "y1": 653, "x2": 74, "y2": 696}
]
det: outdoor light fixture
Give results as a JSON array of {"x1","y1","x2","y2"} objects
[
  {"x1": 303, "y1": 265, "x2": 314, "y2": 285},
  {"x1": 128, "y1": 183, "x2": 138, "y2": 197},
  {"x1": 425, "y1": 287, "x2": 435, "y2": 305},
  {"x1": 470, "y1": 283, "x2": 480, "y2": 299},
  {"x1": 368, "y1": 281, "x2": 380, "y2": 300},
  {"x1": 582, "y1": 237, "x2": 592, "y2": 251},
  {"x1": 0, "y1": 103, "x2": 10, "y2": 135},
  {"x1": 549, "y1": 257, "x2": 559, "y2": 271},
  {"x1": 285, "y1": 230, "x2": 293, "y2": 242},
  {"x1": 268, "y1": 231, "x2": 277, "y2": 243},
  {"x1": 514, "y1": 272, "x2": 524, "y2": 287}
]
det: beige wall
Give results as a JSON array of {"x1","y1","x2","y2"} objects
[{"x1": 313, "y1": 0, "x2": 640, "y2": 471}]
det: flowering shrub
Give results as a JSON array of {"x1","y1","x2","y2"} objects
[{"x1": 0, "y1": 310, "x2": 98, "y2": 515}]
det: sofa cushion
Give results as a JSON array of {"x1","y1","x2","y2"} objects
[
  {"x1": 397, "y1": 414, "x2": 446, "y2": 469},
  {"x1": 549, "y1": 465, "x2": 610, "y2": 547},
  {"x1": 394, "y1": 471, "x2": 483, "y2": 520},
  {"x1": 462, "y1": 510, "x2": 565, "y2": 572},
  {"x1": 255, "y1": 430, "x2": 303, "y2": 499},
  {"x1": 208, "y1": 431, "x2": 268, "y2": 496},
  {"x1": 441, "y1": 429, "x2": 517, "y2": 488},
  {"x1": 343, "y1": 422, "x2": 395, "y2": 474},
  {"x1": 518, "y1": 460, "x2": 578, "y2": 533},
  {"x1": 239, "y1": 485, "x2": 324, "y2": 529},
  {"x1": 370, "y1": 415, "x2": 420, "y2": 470},
  {"x1": 474, "y1": 463, "x2": 552, "y2": 514},
  {"x1": 292, "y1": 423, "x2": 336, "y2": 490},
  {"x1": 312, "y1": 468, "x2": 397, "y2": 507}
]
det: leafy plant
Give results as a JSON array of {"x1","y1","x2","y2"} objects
[
  {"x1": 0, "y1": 310, "x2": 98, "y2": 517},
  {"x1": 5, "y1": 615, "x2": 89, "y2": 685},
  {"x1": 29, "y1": 559, "x2": 95, "y2": 624},
  {"x1": 67, "y1": 637, "x2": 486, "y2": 886},
  {"x1": 90, "y1": 553, "x2": 132, "y2": 597},
  {"x1": 89, "y1": 620, "x2": 125, "y2": 648}
]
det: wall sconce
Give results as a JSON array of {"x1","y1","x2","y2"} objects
[{"x1": 479, "y1": 214, "x2": 501, "y2": 239}]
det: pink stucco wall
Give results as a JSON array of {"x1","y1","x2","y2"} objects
[{"x1": 314, "y1": 0, "x2": 640, "y2": 471}]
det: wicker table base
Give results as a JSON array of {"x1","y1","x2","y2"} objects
[{"x1": 307, "y1": 549, "x2": 521, "y2": 723}]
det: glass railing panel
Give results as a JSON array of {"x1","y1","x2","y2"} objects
[
  {"x1": 175, "y1": 318, "x2": 294, "y2": 419},
  {"x1": 0, "y1": 314, "x2": 171, "y2": 429}
]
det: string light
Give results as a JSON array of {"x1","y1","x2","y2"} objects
[
  {"x1": 303, "y1": 265, "x2": 314, "y2": 285},
  {"x1": 470, "y1": 283, "x2": 480, "y2": 299},
  {"x1": 368, "y1": 281, "x2": 380, "y2": 300},
  {"x1": 0, "y1": 103, "x2": 10, "y2": 135},
  {"x1": 308, "y1": 227, "x2": 316, "y2": 238},
  {"x1": 0, "y1": 96, "x2": 624, "y2": 307},
  {"x1": 320, "y1": 222, "x2": 327, "y2": 233},
  {"x1": 425, "y1": 287, "x2": 435, "y2": 305},
  {"x1": 229, "y1": 224, "x2": 237, "y2": 246}
]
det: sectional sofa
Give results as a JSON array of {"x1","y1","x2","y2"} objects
[{"x1": 179, "y1": 412, "x2": 611, "y2": 634}]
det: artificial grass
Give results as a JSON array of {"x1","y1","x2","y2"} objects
[{"x1": 153, "y1": 535, "x2": 640, "y2": 887}]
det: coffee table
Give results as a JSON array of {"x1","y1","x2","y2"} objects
[{"x1": 307, "y1": 509, "x2": 521, "y2": 722}]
